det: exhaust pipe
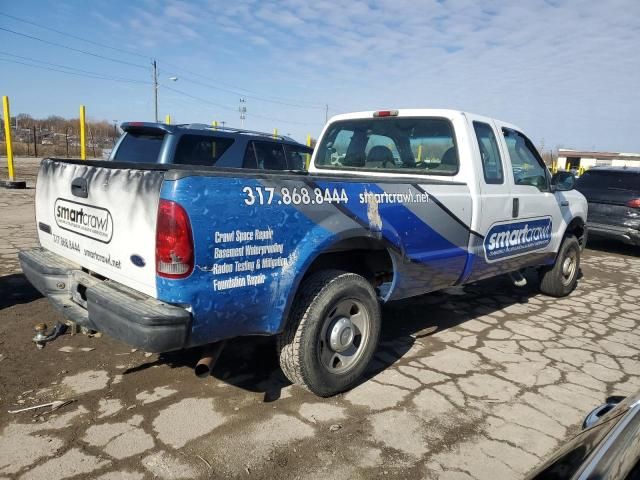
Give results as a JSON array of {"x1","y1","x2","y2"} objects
[
  {"x1": 509, "y1": 271, "x2": 527, "y2": 287},
  {"x1": 195, "y1": 341, "x2": 227, "y2": 378}
]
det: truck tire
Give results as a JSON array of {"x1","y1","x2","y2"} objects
[
  {"x1": 539, "y1": 235, "x2": 580, "y2": 297},
  {"x1": 277, "y1": 269, "x2": 381, "y2": 397}
]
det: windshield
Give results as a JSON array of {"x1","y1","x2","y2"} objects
[
  {"x1": 112, "y1": 131, "x2": 165, "y2": 163},
  {"x1": 315, "y1": 117, "x2": 459, "y2": 175}
]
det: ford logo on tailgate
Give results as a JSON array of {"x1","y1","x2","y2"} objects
[
  {"x1": 130, "y1": 254, "x2": 146, "y2": 267},
  {"x1": 484, "y1": 217, "x2": 552, "y2": 262},
  {"x1": 54, "y1": 198, "x2": 114, "y2": 243}
]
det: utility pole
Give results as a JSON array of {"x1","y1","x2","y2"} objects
[
  {"x1": 152, "y1": 60, "x2": 159, "y2": 122},
  {"x1": 239, "y1": 98, "x2": 246, "y2": 128}
]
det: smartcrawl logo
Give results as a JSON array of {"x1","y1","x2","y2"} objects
[
  {"x1": 484, "y1": 217, "x2": 552, "y2": 262},
  {"x1": 54, "y1": 198, "x2": 113, "y2": 243}
]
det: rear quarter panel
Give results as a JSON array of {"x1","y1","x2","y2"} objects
[{"x1": 157, "y1": 173, "x2": 472, "y2": 346}]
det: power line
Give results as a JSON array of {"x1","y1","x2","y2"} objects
[
  {"x1": 0, "y1": 26, "x2": 148, "y2": 70},
  {"x1": 162, "y1": 84, "x2": 236, "y2": 112},
  {"x1": 0, "y1": 13, "x2": 325, "y2": 109},
  {"x1": 0, "y1": 12, "x2": 149, "y2": 60},
  {"x1": 161, "y1": 84, "x2": 322, "y2": 126},
  {"x1": 0, "y1": 51, "x2": 150, "y2": 83},
  {"x1": 161, "y1": 60, "x2": 325, "y2": 109},
  {"x1": 175, "y1": 75, "x2": 324, "y2": 110},
  {"x1": 0, "y1": 57, "x2": 150, "y2": 84},
  {"x1": 0, "y1": 56, "x2": 322, "y2": 126}
]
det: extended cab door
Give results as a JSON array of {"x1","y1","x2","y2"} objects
[
  {"x1": 463, "y1": 116, "x2": 564, "y2": 283},
  {"x1": 496, "y1": 125, "x2": 565, "y2": 265},
  {"x1": 461, "y1": 114, "x2": 516, "y2": 282}
]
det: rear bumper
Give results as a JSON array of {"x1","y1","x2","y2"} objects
[
  {"x1": 19, "y1": 248, "x2": 191, "y2": 352},
  {"x1": 588, "y1": 222, "x2": 640, "y2": 246}
]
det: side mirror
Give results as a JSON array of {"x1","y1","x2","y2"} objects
[{"x1": 551, "y1": 171, "x2": 576, "y2": 192}]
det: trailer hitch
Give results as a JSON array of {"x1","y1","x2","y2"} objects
[{"x1": 32, "y1": 322, "x2": 67, "y2": 349}]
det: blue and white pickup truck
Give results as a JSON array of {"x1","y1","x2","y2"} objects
[{"x1": 20, "y1": 109, "x2": 587, "y2": 396}]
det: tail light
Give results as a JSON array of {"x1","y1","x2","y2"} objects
[
  {"x1": 626, "y1": 199, "x2": 640, "y2": 208},
  {"x1": 373, "y1": 110, "x2": 399, "y2": 117},
  {"x1": 156, "y1": 199, "x2": 194, "y2": 279}
]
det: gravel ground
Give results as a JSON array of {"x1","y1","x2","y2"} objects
[{"x1": 0, "y1": 158, "x2": 638, "y2": 480}]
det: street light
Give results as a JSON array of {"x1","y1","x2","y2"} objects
[{"x1": 151, "y1": 57, "x2": 179, "y2": 122}]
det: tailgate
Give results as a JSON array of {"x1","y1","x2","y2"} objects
[
  {"x1": 35, "y1": 159, "x2": 164, "y2": 297},
  {"x1": 587, "y1": 201, "x2": 627, "y2": 224}
]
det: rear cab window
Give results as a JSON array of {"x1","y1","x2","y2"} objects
[
  {"x1": 315, "y1": 117, "x2": 459, "y2": 175},
  {"x1": 112, "y1": 131, "x2": 165, "y2": 163},
  {"x1": 173, "y1": 134, "x2": 235, "y2": 167}
]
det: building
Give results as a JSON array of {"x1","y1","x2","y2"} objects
[{"x1": 557, "y1": 149, "x2": 640, "y2": 171}]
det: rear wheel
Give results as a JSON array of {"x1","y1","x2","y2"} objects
[
  {"x1": 277, "y1": 270, "x2": 381, "y2": 397},
  {"x1": 539, "y1": 235, "x2": 580, "y2": 297}
]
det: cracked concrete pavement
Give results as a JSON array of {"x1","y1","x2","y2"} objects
[{"x1": 0, "y1": 160, "x2": 638, "y2": 479}]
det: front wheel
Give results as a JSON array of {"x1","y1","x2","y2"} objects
[
  {"x1": 277, "y1": 270, "x2": 381, "y2": 397},
  {"x1": 539, "y1": 235, "x2": 581, "y2": 297}
]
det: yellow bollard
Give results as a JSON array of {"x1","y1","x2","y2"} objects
[
  {"x1": 273, "y1": 128, "x2": 278, "y2": 139},
  {"x1": 2, "y1": 96, "x2": 15, "y2": 180},
  {"x1": 79, "y1": 105, "x2": 86, "y2": 160},
  {"x1": 305, "y1": 134, "x2": 312, "y2": 169},
  {"x1": 417, "y1": 144, "x2": 423, "y2": 163},
  {"x1": 212, "y1": 121, "x2": 218, "y2": 130},
  {"x1": 165, "y1": 114, "x2": 171, "y2": 125}
]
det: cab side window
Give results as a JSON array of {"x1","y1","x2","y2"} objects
[
  {"x1": 473, "y1": 122, "x2": 504, "y2": 184},
  {"x1": 284, "y1": 145, "x2": 310, "y2": 170},
  {"x1": 502, "y1": 129, "x2": 549, "y2": 191},
  {"x1": 251, "y1": 142, "x2": 287, "y2": 170},
  {"x1": 173, "y1": 134, "x2": 234, "y2": 166},
  {"x1": 242, "y1": 142, "x2": 257, "y2": 169}
]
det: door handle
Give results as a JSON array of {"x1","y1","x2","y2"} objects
[
  {"x1": 560, "y1": 200, "x2": 569, "y2": 207},
  {"x1": 71, "y1": 177, "x2": 88, "y2": 198},
  {"x1": 512, "y1": 198, "x2": 519, "y2": 218}
]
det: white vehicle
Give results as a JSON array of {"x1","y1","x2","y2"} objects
[{"x1": 20, "y1": 109, "x2": 587, "y2": 396}]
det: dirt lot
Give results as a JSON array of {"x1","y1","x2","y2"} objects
[{"x1": 0, "y1": 158, "x2": 639, "y2": 480}]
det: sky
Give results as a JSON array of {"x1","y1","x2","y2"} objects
[{"x1": 0, "y1": 0, "x2": 639, "y2": 151}]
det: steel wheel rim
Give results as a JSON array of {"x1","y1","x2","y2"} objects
[
  {"x1": 318, "y1": 298, "x2": 370, "y2": 374},
  {"x1": 561, "y1": 248, "x2": 578, "y2": 285}
]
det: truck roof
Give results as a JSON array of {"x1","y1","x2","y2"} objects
[
  {"x1": 120, "y1": 122, "x2": 300, "y2": 144},
  {"x1": 584, "y1": 165, "x2": 640, "y2": 173},
  {"x1": 327, "y1": 109, "x2": 523, "y2": 133}
]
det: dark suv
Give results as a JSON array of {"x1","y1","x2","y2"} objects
[
  {"x1": 109, "y1": 122, "x2": 313, "y2": 170},
  {"x1": 575, "y1": 166, "x2": 640, "y2": 246}
]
